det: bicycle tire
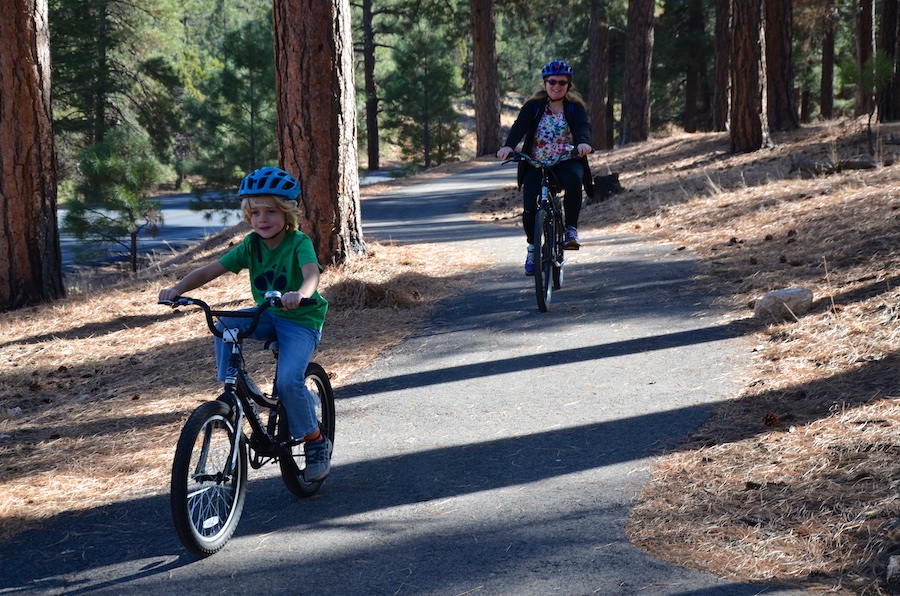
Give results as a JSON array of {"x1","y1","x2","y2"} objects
[
  {"x1": 170, "y1": 400, "x2": 247, "y2": 557},
  {"x1": 552, "y1": 201, "x2": 565, "y2": 290},
  {"x1": 277, "y1": 362, "x2": 336, "y2": 497},
  {"x1": 533, "y1": 207, "x2": 554, "y2": 312}
]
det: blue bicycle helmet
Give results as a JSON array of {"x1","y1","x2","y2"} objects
[
  {"x1": 238, "y1": 166, "x2": 301, "y2": 201},
  {"x1": 541, "y1": 60, "x2": 574, "y2": 79}
]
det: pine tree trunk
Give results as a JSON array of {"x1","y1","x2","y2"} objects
[
  {"x1": 878, "y1": 0, "x2": 899, "y2": 121},
  {"x1": 361, "y1": 0, "x2": 380, "y2": 170},
  {"x1": 684, "y1": 66, "x2": 699, "y2": 133},
  {"x1": 621, "y1": 0, "x2": 654, "y2": 145},
  {"x1": 683, "y1": 0, "x2": 705, "y2": 133},
  {"x1": 820, "y1": 0, "x2": 836, "y2": 119},
  {"x1": 272, "y1": 0, "x2": 366, "y2": 265},
  {"x1": 856, "y1": 0, "x2": 874, "y2": 116},
  {"x1": 712, "y1": 0, "x2": 732, "y2": 132},
  {"x1": 470, "y1": 0, "x2": 501, "y2": 156},
  {"x1": 0, "y1": 0, "x2": 64, "y2": 310},
  {"x1": 765, "y1": 0, "x2": 799, "y2": 131},
  {"x1": 730, "y1": 0, "x2": 772, "y2": 152},
  {"x1": 588, "y1": 0, "x2": 610, "y2": 149}
]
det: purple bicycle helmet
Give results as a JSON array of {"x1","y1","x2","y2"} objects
[
  {"x1": 238, "y1": 166, "x2": 301, "y2": 201},
  {"x1": 541, "y1": 60, "x2": 574, "y2": 79}
]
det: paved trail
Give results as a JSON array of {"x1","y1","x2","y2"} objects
[{"x1": 0, "y1": 162, "x2": 808, "y2": 595}]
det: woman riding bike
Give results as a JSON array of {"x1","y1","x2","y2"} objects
[{"x1": 496, "y1": 59, "x2": 595, "y2": 275}]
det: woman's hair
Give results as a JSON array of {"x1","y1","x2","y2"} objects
[
  {"x1": 241, "y1": 194, "x2": 302, "y2": 232},
  {"x1": 529, "y1": 83, "x2": 587, "y2": 109}
]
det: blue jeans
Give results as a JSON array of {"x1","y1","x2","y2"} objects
[{"x1": 215, "y1": 309, "x2": 322, "y2": 440}]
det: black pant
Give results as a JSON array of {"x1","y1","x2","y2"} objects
[{"x1": 521, "y1": 158, "x2": 584, "y2": 244}]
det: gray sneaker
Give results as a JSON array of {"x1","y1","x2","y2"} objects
[{"x1": 304, "y1": 435, "x2": 332, "y2": 482}]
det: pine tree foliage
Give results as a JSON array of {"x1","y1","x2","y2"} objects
[
  {"x1": 381, "y1": 24, "x2": 463, "y2": 168},
  {"x1": 62, "y1": 129, "x2": 168, "y2": 272}
]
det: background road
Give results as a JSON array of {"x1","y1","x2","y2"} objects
[{"x1": 1, "y1": 162, "x2": 809, "y2": 595}]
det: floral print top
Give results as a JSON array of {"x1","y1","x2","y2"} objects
[{"x1": 531, "y1": 104, "x2": 574, "y2": 164}]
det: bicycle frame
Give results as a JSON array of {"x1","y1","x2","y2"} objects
[
  {"x1": 161, "y1": 292, "x2": 313, "y2": 472},
  {"x1": 504, "y1": 147, "x2": 575, "y2": 311}
]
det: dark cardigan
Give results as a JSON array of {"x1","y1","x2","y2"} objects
[{"x1": 503, "y1": 97, "x2": 595, "y2": 199}]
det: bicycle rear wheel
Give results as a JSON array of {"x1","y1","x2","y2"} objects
[
  {"x1": 170, "y1": 399, "x2": 246, "y2": 557},
  {"x1": 277, "y1": 362, "x2": 336, "y2": 497},
  {"x1": 533, "y1": 207, "x2": 554, "y2": 312}
]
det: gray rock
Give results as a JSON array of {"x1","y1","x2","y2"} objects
[{"x1": 754, "y1": 287, "x2": 814, "y2": 321}]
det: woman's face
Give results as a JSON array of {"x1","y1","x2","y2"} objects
[{"x1": 544, "y1": 76, "x2": 570, "y2": 101}]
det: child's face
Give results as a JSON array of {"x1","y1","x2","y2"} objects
[{"x1": 247, "y1": 196, "x2": 286, "y2": 240}]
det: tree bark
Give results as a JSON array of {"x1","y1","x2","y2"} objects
[
  {"x1": 712, "y1": 0, "x2": 732, "y2": 131},
  {"x1": 621, "y1": 0, "x2": 654, "y2": 145},
  {"x1": 765, "y1": 0, "x2": 799, "y2": 131},
  {"x1": 730, "y1": 0, "x2": 772, "y2": 152},
  {"x1": 272, "y1": 0, "x2": 366, "y2": 265},
  {"x1": 878, "y1": 0, "x2": 899, "y2": 121},
  {"x1": 588, "y1": 0, "x2": 610, "y2": 149},
  {"x1": 470, "y1": 0, "x2": 501, "y2": 156},
  {"x1": 820, "y1": 0, "x2": 836, "y2": 119},
  {"x1": 856, "y1": 0, "x2": 874, "y2": 116},
  {"x1": 683, "y1": 0, "x2": 705, "y2": 133},
  {"x1": 361, "y1": 0, "x2": 380, "y2": 170},
  {"x1": 0, "y1": 0, "x2": 64, "y2": 310}
]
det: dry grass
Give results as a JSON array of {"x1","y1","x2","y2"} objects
[{"x1": 2, "y1": 118, "x2": 899, "y2": 594}]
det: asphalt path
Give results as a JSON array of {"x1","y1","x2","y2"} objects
[{"x1": 0, "y1": 162, "x2": 810, "y2": 595}]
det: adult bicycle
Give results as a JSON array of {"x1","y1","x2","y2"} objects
[
  {"x1": 504, "y1": 146, "x2": 578, "y2": 312},
  {"x1": 158, "y1": 291, "x2": 335, "y2": 557}
]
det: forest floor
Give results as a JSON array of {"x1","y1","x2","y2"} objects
[{"x1": 1, "y1": 117, "x2": 899, "y2": 594}]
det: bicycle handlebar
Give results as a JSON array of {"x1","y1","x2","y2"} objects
[
  {"x1": 503, "y1": 145, "x2": 580, "y2": 169},
  {"x1": 158, "y1": 291, "x2": 318, "y2": 340}
]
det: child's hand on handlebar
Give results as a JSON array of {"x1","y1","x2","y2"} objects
[
  {"x1": 280, "y1": 291, "x2": 306, "y2": 310},
  {"x1": 158, "y1": 287, "x2": 180, "y2": 303}
]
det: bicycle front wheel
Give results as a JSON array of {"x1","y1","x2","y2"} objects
[
  {"x1": 277, "y1": 362, "x2": 336, "y2": 497},
  {"x1": 170, "y1": 400, "x2": 247, "y2": 557},
  {"x1": 552, "y1": 207, "x2": 565, "y2": 290},
  {"x1": 533, "y1": 207, "x2": 554, "y2": 312}
]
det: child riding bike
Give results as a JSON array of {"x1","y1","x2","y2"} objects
[
  {"x1": 496, "y1": 59, "x2": 595, "y2": 275},
  {"x1": 157, "y1": 166, "x2": 332, "y2": 481}
]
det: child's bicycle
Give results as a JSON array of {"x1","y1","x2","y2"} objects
[
  {"x1": 504, "y1": 146, "x2": 578, "y2": 312},
  {"x1": 158, "y1": 291, "x2": 335, "y2": 557}
]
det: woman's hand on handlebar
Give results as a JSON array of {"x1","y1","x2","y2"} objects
[
  {"x1": 575, "y1": 143, "x2": 593, "y2": 157},
  {"x1": 496, "y1": 146, "x2": 513, "y2": 160}
]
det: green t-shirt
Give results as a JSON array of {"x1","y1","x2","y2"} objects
[{"x1": 219, "y1": 230, "x2": 328, "y2": 331}]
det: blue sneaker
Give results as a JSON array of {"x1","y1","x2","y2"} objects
[
  {"x1": 525, "y1": 246, "x2": 535, "y2": 275},
  {"x1": 564, "y1": 226, "x2": 580, "y2": 250},
  {"x1": 304, "y1": 435, "x2": 332, "y2": 481}
]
